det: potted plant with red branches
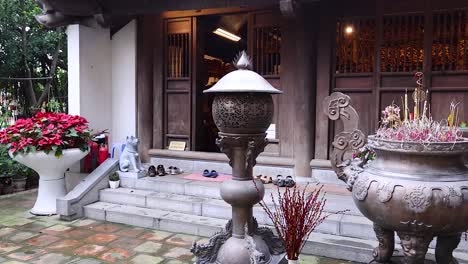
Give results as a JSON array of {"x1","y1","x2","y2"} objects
[
  {"x1": 0, "y1": 112, "x2": 91, "y2": 215},
  {"x1": 258, "y1": 184, "x2": 343, "y2": 263}
]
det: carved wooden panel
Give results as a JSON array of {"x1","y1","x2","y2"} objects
[
  {"x1": 432, "y1": 9, "x2": 468, "y2": 72},
  {"x1": 335, "y1": 17, "x2": 375, "y2": 74},
  {"x1": 318, "y1": 0, "x2": 468, "y2": 161},
  {"x1": 381, "y1": 13, "x2": 425, "y2": 73},
  {"x1": 251, "y1": 12, "x2": 281, "y2": 77}
]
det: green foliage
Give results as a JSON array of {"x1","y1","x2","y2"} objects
[
  {"x1": 46, "y1": 97, "x2": 65, "y2": 113},
  {"x1": 109, "y1": 172, "x2": 120, "y2": 182},
  {"x1": 0, "y1": 144, "x2": 31, "y2": 178},
  {"x1": 0, "y1": 145, "x2": 14, "y2": 177},
  {"x1": 0, "y1": 0, "x2": 67, "y2": 114}
]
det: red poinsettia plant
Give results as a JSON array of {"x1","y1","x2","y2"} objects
[{"x1": 0, "y1": 112, "x2": 91, "y2": 157}]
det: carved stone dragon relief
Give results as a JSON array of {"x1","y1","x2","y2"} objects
[{"x1": 323, "y1": 92, "x2": 366, "y2": 191}]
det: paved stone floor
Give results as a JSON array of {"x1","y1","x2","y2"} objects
[{"x1": 0, "y1": 191, "x2": 357, "y2": 264}]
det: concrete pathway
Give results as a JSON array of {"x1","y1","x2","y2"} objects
[{"x1": 0, "y1": 191, "x2": 358, "y2": 264}]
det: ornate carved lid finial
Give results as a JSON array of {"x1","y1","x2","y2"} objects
[
  {"x1": 234, "y1": 51, "x2": 252, "y2": 70},
  {"x1": 204, "y1": 51, "x2": 282, "y2": 94}
]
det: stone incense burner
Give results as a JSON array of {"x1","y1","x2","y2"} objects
[{"x1": 324, "y1": 92, "x2": 468, "y2": 264}]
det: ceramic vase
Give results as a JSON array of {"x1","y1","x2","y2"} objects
[{"x1": 11, "y1": 148, "x2": 88, "y2": 215}]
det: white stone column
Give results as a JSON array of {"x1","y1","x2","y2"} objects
[
  {"x1": 66, "y1": 24, "x2": 112, "y2": 134},
  {"x1": 67, "y1": 21, "x2": 138, "y2": 159},
  {"x1": 111, "y1": 20, "x2": 137, "y2": 147}
]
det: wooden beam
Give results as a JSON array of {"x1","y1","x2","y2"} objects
[
  {"x1": 137, "y1": 15, "x2": 156, "y2": 161},
  {"x1": 423, "y1": 0, "x2": 433, "y2": 90},
  {"x1": 314, "y1": 0, "x2": 334, "y2": 160},
  {"x1": 152, "y1": 14, "x2": 164, "y2": 149},
  {"x1": 373, "y1": 0, "x2": 384, "y2": 132}
]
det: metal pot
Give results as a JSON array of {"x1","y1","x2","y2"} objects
[
  {"x1": 12, "y1": 176, "x2": 27, "y2": 192},
  {"x1": 324, "y1": 92, "x2": 468, "y2": 264}
]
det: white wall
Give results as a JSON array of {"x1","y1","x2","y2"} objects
[
  {"x1": 111, "y1": 20, "x2": 137, "y2": 146},
  {"x1": 67, "y1": 24, "x2": 112, "y2": 133},
  {"x1": 67, "y1": 21, "x2": 137, "y2": 148}
]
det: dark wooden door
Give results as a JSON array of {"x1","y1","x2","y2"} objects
[
  {"x1": 163, "y1": 17, "x2": 196, "y2": 150},
  {"x1": 248, "y1": 11, "x2": 282, "y2": 155}
]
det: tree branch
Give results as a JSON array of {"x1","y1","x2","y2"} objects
[
  {"x1": 21, "y1": 12, "x2": 37, "y2": 107},
  {"x1": 37, "y1": 28, "x2": 63, "y2": 107}
]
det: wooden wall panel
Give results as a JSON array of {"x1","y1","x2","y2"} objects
[
  {"x1": 431, "y1": 92, "x2": 468, "y2": 122},
  {"x1": 380, "y1": 92, "x2": 405, "y2": 112},
  {"x1": 432, "y1": 75, "x2": 468, "y2": 88},
  {"x1": 381, "y1": 75, "x2": 416, "y2": 88},
  {"x1": 335, "y1": 76, "x2": 373, "y2": 89},
  {"x1": 167, "y1": 93, "x2": 191, "y2": 135}
]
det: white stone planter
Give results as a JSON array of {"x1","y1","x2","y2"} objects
[
  {"x1": 286, "y1": 257, "x2": 299, "y2": 264},
  {"x1": 11, "y1": 148, "x2": 88, "y2": 215},
  {"x1": 109, "y1": 180, "x2": 120, "y2": 189}
]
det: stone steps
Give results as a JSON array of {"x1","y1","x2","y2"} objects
[
  {"x1": 83, "y1": 201, "x2": 378, "y2": 262},
  {"x1": 83, "y1": 199, "x2": 468, "y2": 263},
  {"x1": 83, "y1": 176, "x2": 468, "y2": 262},
  {"x1": 118, "y1": 175, "x2": 361, "y2": 215},
  {"x1": 97, "y1": 187, "x2": 376, "y2": 241},
  {"x1": 84, "y1": 201, "x2": 226, "y2": 237}
]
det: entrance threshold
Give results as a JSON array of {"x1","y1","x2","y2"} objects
[{"x1": 148, "y1": 149, "x2": 294, "y2": 177}]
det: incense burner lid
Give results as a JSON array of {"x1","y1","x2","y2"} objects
[{"x1": 204, "y1": 51, "x2": 282, "y2": 94}]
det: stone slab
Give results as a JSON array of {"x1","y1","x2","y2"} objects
[
  {"x1": 117, "y1": 171, "x2": 146, "y2": 179},
  {"x1": 57, "y1": 159, "x2": 119, "y2": 220},
  {"x1": 340, "y1": 215, "x2": 375, "y2": 240},
  {"x1": 100, "y1": 188, "x2": 151, "y2": 207},
  {"x1": 146, "y1": 192, "x2": 203, "y2": 215},
  {"x1": 311, "y1": 168, "x2": 346, "y2": 186}
]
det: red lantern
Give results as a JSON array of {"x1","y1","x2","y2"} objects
[{"x1": 98, "y1": 144, "x2": 109, "y2": 165}]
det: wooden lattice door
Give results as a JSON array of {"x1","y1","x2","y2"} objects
[{"x1": 163, "y1": 17, "x2": 195, "y2": 150}]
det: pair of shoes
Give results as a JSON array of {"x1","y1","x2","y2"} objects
[
  {"x1": 168, "y1": 166, "x2": 183, "y2": 175},
  {"x1": 203, "y1": 170, "x2": 218, "y2": 178},
  {"x1": 273, "y1": 175, "x2": 295, "y2": 187},
  {"x1": 284, "y1": 175, "x2": 295, "y2": 187},
  {"x1": 255, "y1": 174, "x2": 272, "y2": 184},
  {"x1": 157, "y1": 165, "x2": 166, "y2": 176},
  {"x1": 147, "y1": 166, "x2": 157, "y2": 177}
]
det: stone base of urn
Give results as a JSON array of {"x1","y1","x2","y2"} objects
[
  {"x1": 12, "y1": 148, "x2": 89, "y2": 215},
  {"x1": 191, "y1": 133, "x2": 286, "y2": 264}
]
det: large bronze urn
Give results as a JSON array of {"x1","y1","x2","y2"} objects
[
  {"x1": 191, "y1": 52, "x2": 285, "y2": 264},
  {"x1": 324, "y1": 92, "x2": 468, "y2": 264}
]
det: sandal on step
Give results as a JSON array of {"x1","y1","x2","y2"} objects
[
  {"x1": 285, "y1": 175, "x2": 295, "y2": 187},
  {"x1": 274, "y1": 175, "x2": 285, "y2": 187},
  {"x1": 203, "y1": 169, "x2": 211, "y2": 177},
  {"x1": 157, "y1": 165, "x2": 166, "y2": 176},
  {"x1": 210, "y1": 170, "x2": 218, "y2": 178},
  {"x1": 148, "y1": 165, "x2": 157, "y2": 177},
  {"x1": 261, "y1": 175, "x2": 272, "y2": 184},
  {"x1": 254, "y1": 174, "x2": 262, "y2": 180},
  {"x1": 170, "y1": 167, "x2": 183, "y2": 175}
]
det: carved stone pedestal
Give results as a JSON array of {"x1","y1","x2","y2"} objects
[{"x1": 191, "y1": 133, "x2": 285, "y2": 264}]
